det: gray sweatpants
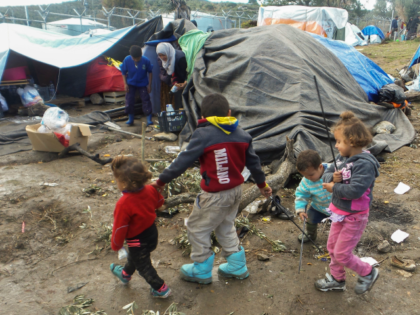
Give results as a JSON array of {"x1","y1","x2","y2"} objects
[{"x1": 187, "y1": 186, "x2": 242, "y2": 263}]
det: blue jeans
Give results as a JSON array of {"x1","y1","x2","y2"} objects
[{"x1": 307, "y1": 207, "x2": 329, "y2": 224}]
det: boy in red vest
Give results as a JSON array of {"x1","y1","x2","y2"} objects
[{"x1": 152, "y1": 93, "x2": 272, "y2": 284}]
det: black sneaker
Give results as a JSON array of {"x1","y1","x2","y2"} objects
[
  {"x1": 315, "y1": 273, "x2": 346, "y2": 292},
  {"x1": 354, "y1": 267, "x2": 379, "y2": 295}
]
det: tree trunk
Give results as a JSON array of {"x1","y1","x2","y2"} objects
[
  {"x1": 164, "y1": 137, "x2": 297, "y2": 212},
  {"x1": 405, "y1": 90, "x2": 420, "y2": 102}
]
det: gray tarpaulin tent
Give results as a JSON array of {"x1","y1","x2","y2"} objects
[{"x1": 181, "y1": 24, "x2": 415, "y2": 163}]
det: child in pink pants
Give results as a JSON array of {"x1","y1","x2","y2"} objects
[{"x1": 317, "y1": 111, "x2": 380, "y2": 295}]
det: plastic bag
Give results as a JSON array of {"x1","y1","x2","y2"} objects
[
  {"x1": 0, "y1": 92, "x2": 8, "y2": 111},
  {"x1": 373, "y1": 121, "x2": 396, "y2": 135},
  {"x1": 378, "y1": 83, "x2": 406, "y2": 104},
  {"x1": 41, "y1": 107, "x2": 69, "y2": 131},
  {"x1": 16, "y1": 85, "x2": 43, "y2": 107},
  {"x1": 406, "y1": 77, "x2": 420, "y2": 92},
  {"x1": 118, "y1": 247, "x2": 128, "y2": 260}
]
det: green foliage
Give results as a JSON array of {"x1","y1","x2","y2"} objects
[
  {"x1": 241, "y1": 19, "x2": 257, "y2": 28},
  {"x1": 102, "y1": 0, "x2": 143, "y2": 9}
]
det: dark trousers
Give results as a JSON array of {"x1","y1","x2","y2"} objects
[
  {"x1": 307, "y1": 207, "x2": 329, "y2": 224},
  {"x1": 125, "y1": 85, "x2": 152, "y2": 116},
  {"x1": 123, "y1": 223, "x2": 164, "y2": 291}
]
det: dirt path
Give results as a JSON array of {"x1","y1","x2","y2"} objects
[{"x1": 1, "y1": 43, "x2": 420, "y2": 315}]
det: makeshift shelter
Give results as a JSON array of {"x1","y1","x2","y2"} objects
[
  {"x1": 257, "y1": 6, "x2": 348, "y2": 39},
  {"x1": 43, "y1": 18, "x2": 111, "y2": 36},
  {"x1": 344, "y1": 23, "x2": 367, "y2": 46},
  {"x1": 362, "y1": 25, "x2": 385, "y2": 44},
  {"x1": 408, "y1": 45, "x2": 420, "y2": 69},
  {"x1": 311, "y1": 33, "x2": 392, "y2": 102},
  {"x1": 83, "y1": 56, "x2": 124, "y2": 96},
  {"x1": 0, "y1": 17, "x2": 163, "y2": 98},
  {"x1": 181, "y1": 24, "x2": 414, "y2": 163}
]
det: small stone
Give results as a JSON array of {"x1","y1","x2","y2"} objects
[
  {"x1": 154, "y1": 132, "x2": 178, "y2": 141},
  {"x1": 378, "y1": 240, "x2": 391, "y2": 253},
  {"x1": 257, "y1": 253, "x2": 270, "y2": 261},
  {"x1": 90, "y1": 93, "x2": 104, "y2": 105},
  {"x1": 397, "y1": 270, "x2": 413, "y2": 278}
]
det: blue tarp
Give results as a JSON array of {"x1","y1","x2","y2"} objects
[
  {"x1": 0, "y1": 23, "x2": 134, "y2": 81},
  {"x1": 362, "y1": 25, "x2": 385, "y2": 40},
  {"x1": 408, "y1": 47, "x2": 420, "y2": 68},
  {"x1": 311, "y1": 34, "x2": 392, "y2": 103}
]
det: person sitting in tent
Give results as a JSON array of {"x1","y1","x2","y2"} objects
[{"x1": 156, "y1": 42, "x2": 188, "y2": 110}]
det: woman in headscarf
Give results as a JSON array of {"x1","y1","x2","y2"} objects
[{"x1": 156, "y1": 42, "x2": 188, "y2": 110}]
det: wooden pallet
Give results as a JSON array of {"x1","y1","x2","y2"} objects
[{"x1": 104, "y1": 91, "x2": 126, "y2": 104}]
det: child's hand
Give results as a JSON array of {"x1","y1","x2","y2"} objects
[
  {"x1": 150, "y1": 181, "x2": 164, "y2": 193},
  {"x1": 147, "y1": 85, "x2": 152, "y2": 94},
  {"x1": 259, "y1": 185, "x2": 272, "y2": 198},
  {"x1": 333, "y1": 170, "x2": 343, "y2": 183},
  {"x1": 124, "y1": 84, "x2": 129, "y2": 92},
  {"x1": 299, "y1": 212, "x2": 308, "y2": 221},
  {"x1": 322, "y1": 182, "x2": 335, "y2": 193}
]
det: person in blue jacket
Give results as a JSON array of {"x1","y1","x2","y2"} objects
[{"x1": 120, "y1": 45, "x2": 153, "y2": 126}]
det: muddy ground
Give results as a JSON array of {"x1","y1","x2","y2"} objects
[{"x1": 1, "y1": 46, "x2": 420, "y2": 315}]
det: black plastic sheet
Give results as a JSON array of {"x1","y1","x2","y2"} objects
[{"x1": 182, "y1": 25, "x2": 415, "y2": 163}]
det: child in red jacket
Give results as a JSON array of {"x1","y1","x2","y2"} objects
[{"x1": 109, "y1": 156, "x2": 171, "y2": 298}]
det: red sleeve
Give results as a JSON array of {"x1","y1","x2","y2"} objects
[
  {"x1": 149, "y1": 185, "x2": 165, "y2": 208},
  {"x1": 111, "y1": 199, "x2": 131, "y2": 251}
]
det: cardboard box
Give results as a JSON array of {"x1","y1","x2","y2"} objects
[{"x1": 26, "y1": 123, "x2": 91, "y2": 152}]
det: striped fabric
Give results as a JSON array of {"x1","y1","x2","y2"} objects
[{"x1": 295, "y1": 167, "x2": 331, "y2": 216}]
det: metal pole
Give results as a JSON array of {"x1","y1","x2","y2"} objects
[
  {"x1": 25, "y1": 5, "x2": 30, "y2": 26},
  {"x1": 390, "y1": 10, "x2": 394, "y2": 33}
]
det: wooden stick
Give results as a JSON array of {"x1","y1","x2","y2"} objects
[
  {"x1": 58, "y1": 143, "x2": 113, "y2": 165},
  {"x1": 107, "y1": 126, "x2": 153, "y2": 140},
  {"x1": 142, "y1": 122, "x2": 146, "y2": 162}
]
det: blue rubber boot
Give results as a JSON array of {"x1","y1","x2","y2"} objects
[
  {"x1": 180, "y1": 253, "x2": 215, "y2": 284},
  {"x1": 218, "y1": 246, "x2": 249, "y2": 280},
  {"x1": 110, "y1": 263, "x2": 131, "y2": 284},
  {"x1": 126, "y1": 114, "x2": 134, "y2": 125},
  {"x1": 147, "y1": 114, "x2": 153, "y2": 126}
]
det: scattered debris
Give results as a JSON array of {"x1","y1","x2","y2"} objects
[
  {"x1": 67, "y1": 282, "x2": 88, "y2": 293},
  {"x1": 83, "y1": 185, "x2": 102, "y2": 197},
  {"x1": 22, "y1": 221, "x2": 25, "y2": 233},
  {"x1": 372, "y1": 121, "x2": 396, "y2": 135},
  {"x1": 123, "y1": 301, "x2": 137, "y2": 315},
  {"x1": 257, "y1": 253, "x2": 270, "y2": 261},
  {"x1": 165, "y1": 146, "x2": 181, "y2": 154},
  {"x1": 394, "y1": 182, "x2": 411, "y2": 195},
  {"x1": 243, "y1": 200, "x2": 262, "y2": 214},
  {"x1": 391, "y1": 229, "x2": 409, "y2": 243},
  {"x1": 142, "y1": 302, "x2": 185, "y2": 315},
  {"x1": 360, "y1": 257, "x2": 378, "y2": 266},
  {"x1": 235, "y1": 215, "x2": 286, "y2": 252},
  {"x1": 377, "y1": 240, "x2": 392, "y2": 253},
  {"x1": 95, "y1": 223, "x2": 113, "y2": 248},
  {"x1": 390, "y1": 256, "x2": 416, "y2": 272},
  {"x1": 396, "y1": 270, "x2": 413, "y2": 278},
  {"x1": 173, "y1": 230, "x2": 218, "y2": 256},
  {"x1": 154, "y1": 132, "x2": 178, "y2": 142},
  {"x1": 58, "y1": 294, "x2": 106, "y2": 315},
  {"x1": 90, "y1": 93, "x2": 104, "y2": 105},
  {"x1": 40, "y1": 182, "x2": 59, "y2": 187}
]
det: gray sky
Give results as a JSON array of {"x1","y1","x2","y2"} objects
[{"x1": 0, "y1": 0, "x2": 76, "y2": 6}]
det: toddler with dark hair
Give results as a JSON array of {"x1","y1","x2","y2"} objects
[
  {"x1": 109, "y1": 156, "x2": 171, "y2": 298},
  {"x1": 295, "y1": 149, "x2": 331, "y2": 243}
]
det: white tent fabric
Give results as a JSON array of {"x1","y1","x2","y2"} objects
[
  {"x1": 344, "y1": 23, "x2": 367, "y2": 46},
  {"x1": 370, "y1": 34, "x2": 382, "y2": 44},
  {"x1": 257, "y1": 6, "x2": 348, "y2": 38},
  {"x1": 0, "y1": 23, "x2": 135, "y2": 80}
]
